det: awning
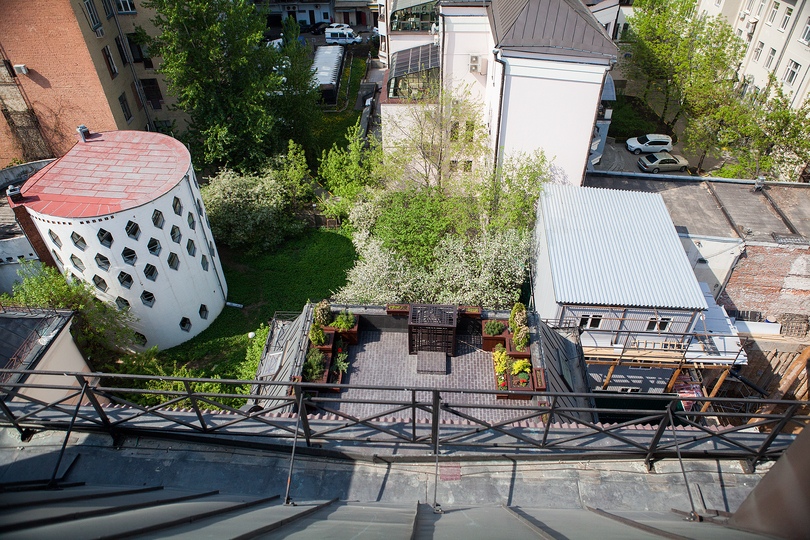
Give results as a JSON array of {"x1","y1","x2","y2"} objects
[
  {"x1": 391, "y1": 0, "x2": 435, "y2": 13},
  {"x1": 601, "y1": 73, "x2": 616, "y2": 101},
  {"x1": 390, "y1": 44, "x2": 440, "y2": 78}
]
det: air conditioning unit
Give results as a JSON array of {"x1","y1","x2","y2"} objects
[
  {"x1": 285, "y1": 5, "x2": 296, "y2": 10},
  {"x1": 95, "y1": 26, "x2": 105, "y2": 38},
  {"x1": 13, "y1": 64, "x2": 28, "y2": 75},
  {"x1": 469, "y1": 54, "x2": 487, "y2": 75}
]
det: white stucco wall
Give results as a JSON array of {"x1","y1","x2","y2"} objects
[
  {"x1": 29, "y1": 169, "x2": 227, "y2": 351},
  {"x1": 499, "y1": 57, "x2": 608, "y2": 185}
]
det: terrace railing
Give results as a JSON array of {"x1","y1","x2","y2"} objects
[{"x1": 0, "y1": 368, "x2": 806, "y2": 473}]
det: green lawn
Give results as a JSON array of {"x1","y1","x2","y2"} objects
[{"x1": 157, "y1": 228, "x2": 356, "y2": 379}]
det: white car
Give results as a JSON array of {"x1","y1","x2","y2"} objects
[
  {"x1": 328, "y1": 23, "x2": 351, "y2": 30},
  {"x1": 626, "y1": 134, "x2": 673, "y2": 154}
]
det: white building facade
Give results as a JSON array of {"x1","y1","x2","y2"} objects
[{"x1": 9, "y1": 130, "x2": 227, "y2": 350}]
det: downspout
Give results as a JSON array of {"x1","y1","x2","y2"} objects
[
  {"x1": 492, "y1": 49, "x2": 506, "y2": 170},
  {"x1": 110, "y1": 9, "x2": 153, "y2": 130}
]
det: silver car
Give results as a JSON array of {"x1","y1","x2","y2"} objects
[
  {"x1": 637, "y1": 152, "x2": 689, "y2": 173},
  {"x1": 626, "y1": 134, "x2": 673, "y2": 154}
]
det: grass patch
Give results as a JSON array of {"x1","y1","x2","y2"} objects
[
  {"x1": 157, "y1": 228, "x2": 357, "y2": 379},
  {"x1": 313, "y1": 50, "x2": 368, "y2": 157}
]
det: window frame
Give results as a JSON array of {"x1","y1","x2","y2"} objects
[
  {"x1": 84, "y1": 0, "x2": 102, "y2": 30},
  {"x1": 767, "y1": 1, "x2": 780, "y2": 24},
  {"x1": 102, "y1": 45, "x2": 119, "y2": 79},
  {"x1": 119, "y1": 92, "x2": 132, "y2": 122},
  {"x1": 116, "y1": 0, "x2": 137, "y2": 13},
  {"x1": 753, "y1": 41, "x2": 764, "y2": 61},
  {"x1": 765, "y1": 47, "x2": 777, "y2": 68},
  {"x1": 780, "y1": 7, "x2": 793, "y2": 31},
  {"x1": 783, "y1": 60, "x2": 801, "y2": 85},
  {"x1": 800, "y1": 17, "x2": 810, "y2": 43}
]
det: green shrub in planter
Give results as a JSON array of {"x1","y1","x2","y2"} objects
[
  {"x1": 332, "y1": 311, "x2": 356, "y2": 330},
  {"x1": 512, "y1": 358, "x2": 532, "y2": 376},
  {"x1": 513, "y1": 325, "x2": 530, "y2": 351},
  {"x1": 309, "y1": 322, "x2": 326, "y2": 346},
  {"x1": 510, "y1": 302, "x2": 526, "y2": 333},
  {"x1": 303, "y1": 348, "x2": 326, "y2": 381},
  {"x1": 484, "y1": 320, "x2": 506, "y2": 336},
  {"x1": 314, "y1": 299, "x2": 332, "y2": 326}
]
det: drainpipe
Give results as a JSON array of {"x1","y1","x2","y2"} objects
[{"x1": 492, "y1": 49, "x2": 506, "y2": 170}]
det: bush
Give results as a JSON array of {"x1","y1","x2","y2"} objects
[
  {"x1": 513, "y1": 325, "x2": 530, "y2": 351},
  {"x1": 484, "y1": 320, "x2": 506, "y2": 336},
  {"x1": 309, "y1": 322, "x2": 326, "y2": 345},
  {"x1": 509, "y1": 302, "x2": 526, "y2": 333},
  {"x1": 314, "y1": 299, "x2": 332, "y2": 326},
  {"x1": 512, "y1": 359, "x2": 532, "y2": 376},
  {"x1": 331, "y1": 311, "x2": 356, "y2": 330},
  {"x1": 303, "y1": 348, "x2": 325, "y2": 381},
  {"x1": 331, "y1": 351, "x2": 349, "y2": 373},
  {"x1": 493, "y1": 344, "x2": 510, "y2": 375}
]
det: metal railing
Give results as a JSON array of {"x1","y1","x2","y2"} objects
[{"x1": 0, "y1": 368, "x2": 806, "y2": 472}]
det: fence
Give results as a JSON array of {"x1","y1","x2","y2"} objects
[{"x1": 0, "y1": 368, "x2": 806, "y2": 472}]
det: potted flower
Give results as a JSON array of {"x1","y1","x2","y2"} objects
[
  {"x1": 508, "y1": 358, "x2": 534, "y2": 400},
  {"x1": 386, "y1": 303, "x2": 410, "y2": 316},
  {"x1": 458, "y1": 306, "x2": 481, "y2": 318},
  {"x1": 326, "y1": 310, "x2": 359, "y2": 345},
  {"x1": 481, "y1": 319, "x2": 508, "y2": 352},
  {"x1": 493, "y1": 344, "x2": 510, "y2": 399}
]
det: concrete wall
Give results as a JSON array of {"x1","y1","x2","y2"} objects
[{"x1": 719, "y1": 243, "x2": 810, "y2": 317}]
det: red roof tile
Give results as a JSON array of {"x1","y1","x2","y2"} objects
[{"x1": 15, "y1": 131, "x2": 190, "y2": 218}]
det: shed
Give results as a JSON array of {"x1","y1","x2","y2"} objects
[{"x1": 313, "y1": 45, "x2": 344, "y2": 104}]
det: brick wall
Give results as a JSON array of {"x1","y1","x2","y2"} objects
[
  {"x1": 0, "y1": 0, "x2": 117, "y2": 161},
  {"x1": 719, "y1": 244, "x2": 810, "y2": 317}
]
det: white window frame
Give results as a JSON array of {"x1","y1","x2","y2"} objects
[
  {"x1": 116, "y1": 0, "x2": 136, "y2": 13},
  {"x1": 765, "y1": 47, "x2": 777, "y2": 68},
  {"x1": 102, "y1": 45, "x2": 118, "y2": 78},
  {"x1": 753, "y1": 41, "x2": 764, "y2": 61},
  {"x1": 84, "y1": 0, "x2": 102, "y2": 30},
  {"x1": 780, "y1": 7, "x2": 793, "y2": 31},
  {"x1": 715, "y1": 0, "x2": 721, "y2": 7},
  {"x1": 756, "y1": 0, "x2": 766, "y2": 16},
  {"x1": 744, "y1": 0, "x2": 754, "y2": 12},
  {"x1": 800, "y1": 17, "x2": 810, "y2": 43},
  {"x1": 767, "y1": 1, "x2": 780, "y2": 25},
  {"x1": 783, "y1": 60, "x2": 801, "y2": 85},
  {"x1": 579, "y1": 314, "x2": 603, "y2": 330}
]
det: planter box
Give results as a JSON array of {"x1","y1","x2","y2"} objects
[
  {"x1": 481, "y1": 319, "x2": 508, "y2": 352},
  {"x1": 325, "y1": 317, "x2": 359, "y2": 345},
  {"x1": 506, "y1": 335, "x2": 531, "y2": 359},
  {"x1": 533, "y1": 367, "x2": 546, "y2": 391},
  {"x1": 303, "y1": 351, "x2": 333, "y2": 386},
  {"x1": 323, "y1": 368, "x2": 344, "y2": 394},
  {"x1": 310, "y1": 330, "x2": 335, "y2": 353},
  {"x1": 458, "y1": 306, "x2": 481, "y2": 318},
  {"x1": 386, "y1": 304, "x2": 410, "y2": 316},
  {"x1": 508, "y1": 370, "x2": 535, "y2": 400}
]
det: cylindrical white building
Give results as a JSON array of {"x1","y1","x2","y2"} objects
[{"x1": 9, "y1": 130, "x2": 228, "y2": 350}]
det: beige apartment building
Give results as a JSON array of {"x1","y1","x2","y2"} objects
[
  {"x1": 0, "y1": 0, "x2": 185, "y2": 167},
  {"x1": 699, "y1": 0, "x2": 810, "y2": 108}
]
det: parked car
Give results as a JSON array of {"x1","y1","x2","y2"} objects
[
  {"x1": 297, "y1": 21, "x2": 315, "y2": 33},
  {"x1": 325, "y1": 28, "x2": 363, "y2": 45},
  {"x1": 637, "y1": 152, "x2": 689, "y2": 174},
  {"x1": 626, "y1": 134, "x2": 673, "y2": 154},
  {"x1": 311, "y1": 22, "x2": 330, "y2": 35},
  {"x1": 328, "y1": 23, "x2": 352, "y2": 30}
]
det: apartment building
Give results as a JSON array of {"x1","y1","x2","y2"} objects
[
  {"x1": 0, "y1": 0, "x2": 183, "y2": 167},
  {"x1": 698, "y1": 0, "x2": 810, "y2": 108}
]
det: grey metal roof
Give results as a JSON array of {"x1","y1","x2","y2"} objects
[
  {"x1": 489, "y1": 0, "x2": 617, "y2": 60},
  {"x1": 390, "y1": 44, "x2": 440, "y2": 78},
  {"x1": 538, "y1": 185, "x2": 708, "y2": 311},
  {"x1": 313, "y1": 46, "x2": 344, "y2": 88},
  {"x1": 601, "y1": 73, "x2": 615, "y2": 100}
]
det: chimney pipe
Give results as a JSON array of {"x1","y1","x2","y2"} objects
[{"x1": 77, "y1": 125, "x2": 90, "y2": 142}]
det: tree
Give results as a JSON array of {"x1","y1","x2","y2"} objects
[
  {"x1": 139, "y1": 0, "x2": 282, "y2": 170},
  {"x1": 0, "y1": 261, "x2": 136, "y2": 355}
]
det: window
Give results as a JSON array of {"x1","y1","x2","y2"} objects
[
  {"x1": 768, "y1": 1, "x2": 780, "y2": 24},
  {"x1": 152, "y1": 209, "x2": 164, "y2": 228},
  {"x1": 199, "y1": 304, "x2": 209, "y2": 319},
  {"x1": 736, "y1": 28, "x2": 743, "y2": 38},
  {"x1": 125, "y1": 220, "x2": 140, "y2": 240},
  {"x1": 783, "y1": 60, "x2": 801, "y2": 85},
  {"x1": 118, "y1": 271, "x2": 133, "y2": 288},
  {"x1": 765, "y1": 47, "x2": 776, "y2": 68},
  {"x1": 756, "y1": 0, "x2": 766, "y2": 16},
  {"x1": 753, "y1": 41, "x2": 764, "y2": 61},
  {"x1": 143, "y1": 263, "x2": 158, "y2": 281},
  {"x1": 196, "y1": 199, "x2": 203, "y2": 215},
  {"x1": 209, "y1": 241, "x2": 216, "y2": 258},
  {"x1": 322, "y1": 11, "x2": 328, "y2": 19},
  {"x1": 95, "y1": 253, "x2": 110, "y2": 271},
  {"x1": 126, "y1": 34, "x2": 153, "y2": 68},
  {"x1": 119, "y1": 93, "x2": 132, "y2": 122},
  {"x1": 134, "y1": 332, "x2": 147, "y2": 346},
  {"x1": 48, "y1": 230, "x2": 61, "y2": 248},
  {"x1": 141, "y1": 290, "x2": 155, "y2": 307},
  {"x1": 801, "y1": 17, "x2": 810, "y2": 43},
  {"x1": 780, "y1": 7, "x2": 793, "y2": 30},
  {"x1": 84, "y1": 0, "x2": 102, "y2": 30},
  {"x1": 714, "y1": 0, "x2": 721, "y2": 6},
  {"x1": 52, "y1": 250, "x2": 63, "y2": 266},
  {"x1": 147, "y1": 238, "x2": 161, "y2": 255},
  {"x1": 72, "y1": 232, "x2": 87, "y2": 250},
  {"x1": 141, "y1": 79, "x2": 163, "y2": 110},
  {"x1": 116, "y1": 296, "x2": 130, "y2": 310},
  {"x1": 186, "y1": 239, "x2": 196, "y2": 256},
  {"x1": 744, "y1": 0, "x2": 754, "y2": 11},
  {"x1": 187, "y1": 212, "x2": 195, "y2": 230},
  {"x1": 645, "y1": 317, "x2": 671, "y2": 331},
  {"x1": 100, "y1": 0, "x2": 113, "y2": 17},
  {"x1": 116, "y1": 0, "x2": 136, "y2": 13},
  {"x1": 102, "y1": 46, "x2": 118, "y2": 79},
  {"x1": 114, "y1": 36, "x2": 129, "y2": 66},
  {"x1": 122, "y1": 247, "x2": 137, "y2": 265},
  {"x1": 201, "y1": 255, "x2": 209, "y2": 271},
  {"x1": 172, "y1": 197, "x2": 183, "y2": 215},
  {"x1": 579, "y1": 315, "x2": 602, "y2": 329},
  {"x1": 179, "y1": 317, "x2": 192, "y2": 332},
  {"x1": 71, "y1": 254, "x2": 85, "y2": 271},
  {"x1": 92, "y1": 275, "x2": 108, "y2": 292},
  {"x1": 171, "y1": 225, "x2": 181, "y2": 243},
  {"x1": 167, "y1": 252, "x2": 179, "y2": 270},
  {"x1": 97, "y1": 228, "x2": 113, "y2": 247}
]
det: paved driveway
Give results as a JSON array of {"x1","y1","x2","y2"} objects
[{"x1": 594, "y1": 140, "x2": 692, "y2": 176}]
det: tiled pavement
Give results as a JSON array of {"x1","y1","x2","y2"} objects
[{"x1": 331, "y1": 330, "x2": 535, "y2": 425}]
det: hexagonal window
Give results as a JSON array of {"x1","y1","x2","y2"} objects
[
  {"x1": 92, "y1": 275, "x2": 108, "y2": 292},
  {"x1": 48, "y1": 229, "x2": 62, "y2": 248},
  {"x1": 152, "y1": 209, "x2": 165, "y2": 229},
  {"x1": 187, "y1": 212, "x2": 196, "y2": 230},
  {"x1": 134, "y1": 332, "x2": 147, "y2": 346},
  {"x1": 70, "y1": 254, "x2": 85, "y2": 272},
  {"x1": 179, "y1": 317, "x2": 191, "y2": 332},
  {"x1": 143, "y1": 263, "x2": 158, "y2": 281},
  {"x1": 97, "y1": 228, "x2": 113, "y2": 248},
  {"x1": 125, "y1": 221, "x2": 141, "y2": 240},
  {"x1": 71, "y1": 232, "x2": 87, "y2": 251},
  {"x1": 173, "y1": 196, "x2": 183, "y2": 216},
  {"x1": 167, "y1": 252, "x2": 179, "y2": 270},
  {"x1": 201, "y1": 255, "x2": 209, "y2": 271},
  {"x1": 118, "y1": 271, "x2": 133, "y2": 288},
  {"x1": 186, "y1": 239, "x2": 196, "y2": 257},
  {"x1": 122, "y1": 247, "x2": 137, "y2": 265},
  {"x1": 95, "y1": 253, "x2": 110, "y2": 271},
  {"x1": 52, "y1": 249, "x2": 63, "y2": 266},
  {"x1": 199, "y1": 304, "x2": 208, "y2": 319},
  {"x1": 170, "y1": 225, "x2": 181, "y2": 243},
  {"x1": 115, "y1": 296, "x2": 130, "y2": 311},
  {"x1": 141, "y1": 290, "x2": 155, "y2": 307},
  {"x1": 147, "y1": 238, "x2": 161, "y2": 256}
]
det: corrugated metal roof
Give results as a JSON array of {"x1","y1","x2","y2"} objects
[
  {"x1": 538, "y1": 185, "x2": 708, "y2": 311},
  {"x1": 313, "y1": 45, "x2": 344, "y2": 87}
]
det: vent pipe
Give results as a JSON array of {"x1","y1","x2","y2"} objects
[{"x1": 77, "y1": 125, "x2": 90, "y2": 142}]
